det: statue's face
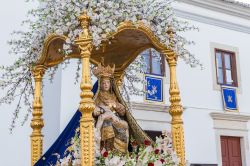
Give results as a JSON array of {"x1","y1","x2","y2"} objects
[{"x1": 101, "y1": 78, "x2": 111, "y2": 92}]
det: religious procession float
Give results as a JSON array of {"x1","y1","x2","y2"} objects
[{"x1": 0, "y1": 0, "x2": 201, "y2": 165}]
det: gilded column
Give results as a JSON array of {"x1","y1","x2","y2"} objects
[
  {"x1": 163, "y1": 28, "x2": 186, "y2": 166},
  {"x1": 75, "y1": 11, "x2": 95, "y2": 166},
  {"x1": 30, "y1": 65, "x2": 47, "y2": 166}
]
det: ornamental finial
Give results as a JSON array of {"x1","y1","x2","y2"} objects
[
  {"x1": 78, "y1": 11, "x2": 90, "y2": 28},
  {"x1": 78, "y1": 11, "x2": 91, "y2": 39}
]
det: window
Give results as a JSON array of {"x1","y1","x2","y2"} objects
[
  {"x1": 215, "y1": 49, "x2": 238, "y2": 87},
  {"x1": 142, "y1": 48, "x2": 165, "y2": 76}
]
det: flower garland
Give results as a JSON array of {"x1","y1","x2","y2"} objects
[
  {"x1": 56, "y1": 129, "x2": 179, "y2": 166},
  {"x1": 0, "y1": 0, "x2": 199, "y2": 131}
]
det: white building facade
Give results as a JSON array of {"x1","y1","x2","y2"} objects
[{"x1": 1, "y1": 0, "x2": 250, "y2": 165}]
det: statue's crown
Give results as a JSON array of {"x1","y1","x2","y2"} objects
[{"x1": 93, "y1": 61, "x2": 115, "y2": 78}]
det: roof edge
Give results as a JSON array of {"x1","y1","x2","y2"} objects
[{"x1": 177, "y1": 0, "x2": 250, "y2": 20}]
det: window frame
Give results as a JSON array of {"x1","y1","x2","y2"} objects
[
  {"x1": 144, "y1": 49, "x2": 165, "y2": 77},
  {"x1": 214, "y1": 48, "x2": 238, "y2": 87}
]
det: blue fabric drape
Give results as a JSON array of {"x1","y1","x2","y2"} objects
[{"x1": 35, "y1": 82, "x2": 98, "y2": 166}]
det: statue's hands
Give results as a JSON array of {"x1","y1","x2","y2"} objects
[
  {"x1": 93, "y1": 107, "x2": 101, "y2": 117},
  {"x1": 115, "y1": 103, "x2": 125, "y2": 116},
  {"x1": 93, "y1": 106, "x2": 106, "y2": 117},
  {"x1": 100, "y1": 107, "x2": 107, "y2": 114}
]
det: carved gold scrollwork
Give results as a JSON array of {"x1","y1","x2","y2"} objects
[
  {"x1": 78, "y1": 43, "x2": 93, "y2": 58},
  {"x1": 32, "y1": 66, "x2": 46, "y2": 82},
  {"x1": 75, "y1": 11, "x2": 95, "y2": 166},
  {"x1": 30, "y1": 65, "x2": 47, "y2": 166}
]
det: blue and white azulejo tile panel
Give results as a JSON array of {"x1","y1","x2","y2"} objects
[
  {"x1": 221, "y1": 86, "x2": 238, "y2": 111},
  {"x1": 145, "y1": 75, "x2": 163, "y2": 102}
]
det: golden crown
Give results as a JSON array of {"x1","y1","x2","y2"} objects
[{"x1": 93, "y1": 62, "x2": 115, "y2": 78}]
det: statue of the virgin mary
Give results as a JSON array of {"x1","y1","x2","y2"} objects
[{"x1": 92, "y1": 62, "x2": 152, "y2": 153}]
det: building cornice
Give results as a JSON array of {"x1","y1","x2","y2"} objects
[
  {"x1": 177, "y1": 0, "x2": 250, "y2": 20},
  {"x1": 174, "y1": 8, "x2": 250, "y2": 34},
  {"x1": 222, "y1": 0, "x2": 250, "y2": 8},
  {"x1": 130, "y1": 102, "x2": 169, "y2": 112},
  {"x1": 210, "y1": 112, "x2": 250, "y2": 122}
]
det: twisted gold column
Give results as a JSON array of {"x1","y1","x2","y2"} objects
[
  {"x1": 163, "y1": 28, "x2": 186, "y2": 166},
  {"x1": 30, "y1": 65, "x2": 47, "y2": 166},
  {"x1": 75, "y1": 11, "x2": 95, "y2": 166}
]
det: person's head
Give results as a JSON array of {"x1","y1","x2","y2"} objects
[{"x1": 101, "y1": 77, "x2": 111, "y2": 92}]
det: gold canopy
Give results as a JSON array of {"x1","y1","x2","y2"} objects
[
  {"x1": 35, "y1": 21, "x2": 168, "y2": 71},
  {"x1": 30, "y1": 14, "x2": 186, "y2": 166}
]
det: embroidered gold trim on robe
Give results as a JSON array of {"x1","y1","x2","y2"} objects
[
  {"x1": 114, "y1": 138, "x2": 127, "y2": 153},
  {"x1": 101, "y1": 126, "x2": 115, "y2": 140}
]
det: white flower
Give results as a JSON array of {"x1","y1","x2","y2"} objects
[
  {"x1": 55, "y1": 29, "x2": 64, "y2": 35},
  {"x1": 154, "y1": 160, "x2": 163, "y2": 166},
  {"x1": 66, "y1": 38, "x2": 71, "y2": 44},
  {"x1": 59, "y1": 155, "x2": 71, "y2": 166},
  {"x1": 72, "y1": 158, "x2": 81, "y2": 166},
  {"x1": 101, "y1": 34, "x2": 107, "y2": 38},
  {"x1": 63, "y1": 44, "x2": 70, "y2": 50}
]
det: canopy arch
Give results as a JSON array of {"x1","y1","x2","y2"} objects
[{"x1": 35, "y1": 21, "x2": 169, "y2": 72}]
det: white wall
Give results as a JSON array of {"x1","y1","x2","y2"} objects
[
  {"x1": 59, "y1": 60, "x2": 97, "y2": 132},
  {"x1": 59, "y1": 60, "x2": 81, "y2": 131},
  {"x1": 0, "y1": 1, "x2": 36, "y2": 166},
  {"x1": 173, "y1": 2, "x2": 250, "y2": 164},
  {"x1": 1, "y1": 1, "x2": 250, "y2": 166},
  {"x1": 124, "y1": 2, "x2": 250, "y2": 164},
  {"x1": 42, "y1": 67, "x2": 62, "y2": 151}
]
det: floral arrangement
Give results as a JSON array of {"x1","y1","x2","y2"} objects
[
  {"x1": 56, "y1": 129, "x2": 179, "y2": 166},
  {"x1": 54, "y1": 127, "x2": 82, "y2": 166},
  {"x1": 0, "y1": 0, "x2": 200, "y2": 131}
]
